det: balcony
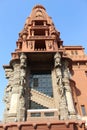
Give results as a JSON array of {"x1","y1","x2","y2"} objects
[{"x1": 28, "y1": 35, "x2": 54, "y2": 40}]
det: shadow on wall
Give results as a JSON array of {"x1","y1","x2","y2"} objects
[{"x1": 70, "y1": 79, "x2": 81, "y2": 114}]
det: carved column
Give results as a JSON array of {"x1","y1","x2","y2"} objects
[
  {"x1": 3, "y1": 67, "x2": 13, "y2": 122},
  {"x1": 63, "y1": 60, "x2": 76, "y2": 118},
  {"x1": 3, "y1": 53, "x2": 28, "y2": 122},
  {"x1": 45, "y1": 30, "x2": 48, "y2": 36},
  {"x1": 31, "y1": 30, "x2": 34, "y2": 36},
  {"x1": 8, "y1": 62, "x2": 20, "y2": 122},
  {"x1": 44, "y1": 21, "x2": 46, "y2": 26},
  {"x1": 3, "y1": 61, "x2": 21, "y2": 123},
  {"x1": 18, "y1": 52, "x2": 27, "y2": 121},
  {"x1": 54, "y1": 52, "x2": 68, "y2": 120},
  {"x1": 32, "y1": 21, "x2": 35, "y2": 26}
]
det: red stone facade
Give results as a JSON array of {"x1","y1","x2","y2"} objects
[
  {"x1": 64, "y1": 46, "x2": 87, "y2": 116},
  {"x1": 1, "y1": 4, "x2": 87, "y2": 130},
  {"x1": 0, "y1": 120, "x2": 86, "y2": 130}
]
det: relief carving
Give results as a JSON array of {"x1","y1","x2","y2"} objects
[
  {"x1": 3, "y1": 68, "x2": 13, "y2": 111},
  {"x1": 49, "y1": 24, "x2": 55, "y2": 35},
  {"x1": 56, "y1": 68, "x2": 64, "y2": 97},
  {"x1": 48, "y1": 41, "x2": 53, "y2": 49},
  {"x1": 54, "y1": 53, "x2": 68, "y2": 119},
  {"x1": 28, "y1": 41, "x2": 33, "y2": 49},
  {"x1": 4, "y1": 86, "x2": 11, "y2": 111},
  {"x1": 63, "y1": 60, "x2": 76, "y2": 117},
  {"x1": 20, "y1": 53, "x2": 27, "y2": 68},
  {"x1": 54, "y1": 52, "x2": 61, "y2": 67},
  {"x1": 54, "y1": 53, "x2": 64, "y2": 97},
  {"x1": 36, "y1": 10, "x2": 43, "y2": 18},
  {"x1": 20, "y1": 69, "x2": 26, "y2": 86},
  {"x1": 20, "y1": 53, "x2": 27, "y2": 97}
]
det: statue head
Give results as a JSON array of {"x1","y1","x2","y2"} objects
[{"x1": 54, "y1": 52, "x2": 61, "y2": 67}]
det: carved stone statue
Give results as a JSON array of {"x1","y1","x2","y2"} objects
[
  {"x1": 56, "y1": 70, "x2": 64, "y2": 97},
  {"x1": 19, "y1": 53, "x2": 27, "y2": 98},
  {"x1": 54, "y1": 52, "x2": 61, "y2": 67},
  {"x1": 54, "y1": 53, "x2": 69, "y2": 119},
  {"x1": 28, "y1": 41, "x2": 33, "y2": 49},
  {"x1": 48, "y1": 41, "x2": 53, "y2": 49},
  {"x1": 54, "y1": 53, "x2": 64, "y2": 97},
  {"x1": 20, "y1": 69, "x2": 26, "y2": 86},
  {"x1": 63, "y1": 60, "x2": 76, "y2": 118},
  {"x1": 20, "y1": 53, "x2": 27, "y2": 68},
  {"x1": 3, "y1": 85, "x2": 12, "y2": 111},
  {"x1": 4, "y1": 68, "x2": 13, "y2": 111}
]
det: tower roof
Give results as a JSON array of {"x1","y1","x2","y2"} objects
[
  {"x1": 33, "y1": 4, "x2": 46, "y2": 11},
  {"x1": 11, "y1": 4, "x2": 62, "y2": 61}
]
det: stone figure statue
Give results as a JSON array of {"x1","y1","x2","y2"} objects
[
  {"x1": 54, "y1": 53, "x2": 64, "y2": 97},
  {"x1": 57, "y1": 73, "x2": 64, "y2": 97},
  {"x1": 28, "y1": 41, "x2": 33, "y2": 49},
  {"x1": 3, "y1": 85, "x2": 12, "y2": 111},
  {"x1": 20, "y1": 53, "x2": 27, "y2": 86},
  {"x1": 19, "y1": 53, "x2": 27, "y2": 98},
  {"x1": 20, "y1": 69, "x2": 26, "y2": 86},
  {"x1": 54, "y1": 52, "x2": 61, "y2": 67},
  {"x1": 48, "y1": 41, "x2": 52, "y2": 49},
  {"x1": 20, "y1": 53, "x2": 27, "y2": 68}
]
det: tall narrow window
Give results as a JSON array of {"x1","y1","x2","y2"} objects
[{"x1": 81, "y1": 105, "x2": 86, "y2": 116}]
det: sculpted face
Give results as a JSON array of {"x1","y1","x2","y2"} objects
[
  {"x1": 55, "y1": 57, "x2": 61, "y2": 67},
  {"x1": 5, "y1": 70, "x2": 10, "y2": 78}
]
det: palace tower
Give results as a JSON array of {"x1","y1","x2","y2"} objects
[{"x1": 2, "y1": 4, "x2": 87, "y2": 130}]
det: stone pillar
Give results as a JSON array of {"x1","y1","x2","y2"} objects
[
  {"x1": 17, "y1": 53, "x2": 27, "y2": 121},
  {"x1": 7, "y1": 53, "x2": 28, "y2": 122},
  {"x1": 45, "y1": 30, "x2": 48, "y2": 36},
  {"x1": 63, "y1": 60, "x2": 76, "y2": 119},
  {"x1": 31, "y1": 30, "x2": 34, "y2": 36},
  {"x1": 51, "y1": 69, "x2": 60, "y2": 117},
  {"x1": 33, "y1": 21, "x2": 35, "y2": 26},
  {"x1": 5, "y1": 62, "x2": 21, "y2": 122},
  {"x1": 44, "y1": 21, "x2": 46, "y2": 26},
  {"x1": 3, "y1": 67, "x2": 13, "y2": 122},
  {"x1": 54, "y1": 52, "x2": 68, "y2": 120}
]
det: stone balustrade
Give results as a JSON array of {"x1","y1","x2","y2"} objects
[{"x1": 27, "y1": 109, "x2": 58, "y2": 120}]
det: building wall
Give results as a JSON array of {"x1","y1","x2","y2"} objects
[{"x1": 72, "y1": 64, "x2": 87, "y2": 116}]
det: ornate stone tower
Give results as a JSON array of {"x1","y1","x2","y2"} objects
[{"x1": 3, "y1": 5, "x2": 77, "y2": 123}]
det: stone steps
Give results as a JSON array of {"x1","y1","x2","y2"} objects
[{"x1": 30, "y1": 89, "x2": 55, "y2": 108}]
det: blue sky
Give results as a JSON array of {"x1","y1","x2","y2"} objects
[{"x1": 0, "y1": 0, "x2": 87, "y2": 120}]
